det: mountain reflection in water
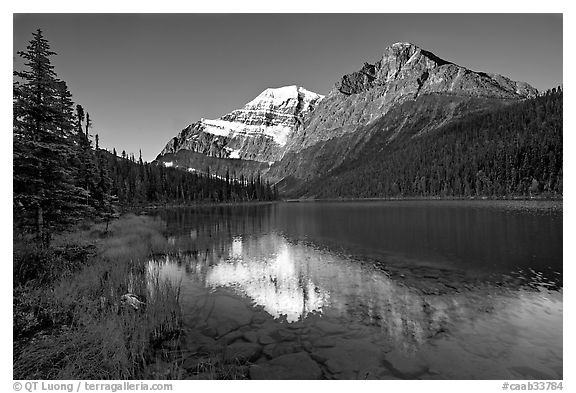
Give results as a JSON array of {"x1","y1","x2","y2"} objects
[
  {"x1": 150, "y1": 230, "x2": 506, "y2": 353},
  {"x1": 205, "y1": 239, "x2": 331, "y2": 322},
  {"x1": 147, "y1": 202, "x2": 562, "y2": 379}
]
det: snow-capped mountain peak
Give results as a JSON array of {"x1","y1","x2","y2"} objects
[
  {"x1": 245, "y1": 85, "x2": 324, "y2": 112},
  {"x1": 159, "y1": 85, "x2": 324, "y2": 161}
]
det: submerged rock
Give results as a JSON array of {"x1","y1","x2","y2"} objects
[
  {"x1": 272, "y1": 329, "x2": 296, "y2": 342},
  {"x1": 182, "y1": 354, "x2": 219, "y2": 372},
  {"x1": 243, "y1": 331, "x2": 259, "y2": 343},
  {"x1": 313, "y1": 337, "x2": 337, "y2": 348},
  {"x1": 258, "y1": 334, "x2": 275, "y2": 345},
  {"x1": 224, "y1": 342, "x2": 262, "y2": 362},
  {"x1": 249, "y1": 352, "x2": 322, "y2": 380},
  {"x1": 262, "y1": 342, "x2": 299, "y2": 359},
  {"x1": 382, "y1": 350, "x2": 429, "y2": 378},
  {"x1": 357, "y1": 367, "x2": 395, "y2": 380},
  {"x1": 251, "y1": 311, "x2": 273, "y2": 325},
  {"x1": 218, "y1": 330, "x2": 245, "y2": 345},
  {"x1": 183, "y1": 331, "x2": 220, "y2": 354},
  {"x1": 310, "y1": 338, "x2": 383, "y2": 379},
  {"x1": 206, "y1": 295, "x2": 253, "y2": 336},
  {"x1": 200, "y1": 326, "x2": 218, "y2": 338},
  {"x1": 508, "y1": 366, "x2": 557, "y2": 380},
  {"x1": 315, "y1": 321, "x2": 347, "y2": 335}
]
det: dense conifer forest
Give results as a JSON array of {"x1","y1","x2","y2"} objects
[
  {"x1": 300, "y1": 89, "x2": 563, "y2": 199},
  {"x1": 13, "y1": 30, "x2": 276, "y2": 244},
  {"x1": 105, "y1": 150, "x2": 277, "y2": 206}
]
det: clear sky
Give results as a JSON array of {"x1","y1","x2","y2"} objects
[{"x1": 13, "y1": 14, "x2": 562, "y2": 162}]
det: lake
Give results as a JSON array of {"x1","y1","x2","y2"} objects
[{"x1": 148, "y1": 200, "x2": 562, "y2": 379}]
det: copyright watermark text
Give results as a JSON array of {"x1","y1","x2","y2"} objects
[{"x1": 13, "y1": 382, "x2": 172, "y2": 393}]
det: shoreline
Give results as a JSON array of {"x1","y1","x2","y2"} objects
[
  {"x1": 13, "y1": 214, "x2": 182, "y2": 379},
  {"x1": 119, "y1": 195, "x2": 563, "y2": 212},
  {"x1": 122, "y1": 200, "x2": 278, "y2": 211},
  {"x1": 284, "y1": 195, "x2": 562, "y2": 203}
]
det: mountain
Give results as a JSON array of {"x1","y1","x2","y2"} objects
[
  {"x1": 282, "y1": 42, "x2": 536, "y2": 155},
  {"x1": 294, "y1": 90, "x2": 563, "y2": 198},
  {"x1": 155, "y1": 42, "x2": 556, "y2": 197},
  {"x1": 157, "y1": 85, "x2": 323, "y2": 177}
]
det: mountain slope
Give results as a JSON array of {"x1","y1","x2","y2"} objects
[
  {"x1": 156, "y1": 42, "x2": 543, "y2": 195},
  {"x1": 267, "y1": 94, "x2": 510, "y2": 189},
  {"x1": 296, "y1": 89, "x2": 562, "y2": 198},
  {"x1": 158, "y1": 86, "x2": 323, "y2": 164},
  {"x1": 282, "y1": 42, "x2": 537, "y2": 155}
]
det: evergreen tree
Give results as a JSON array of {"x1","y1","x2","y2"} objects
[
  {"x1": 14, "y1": 29, "x2": 277, "y2": 246},
  {"x1": 74, "y1": 105, "x2": 99, "y2": 211},
  {"x1": 75, "y1": 104, "x2": 84, "y2": 133},
  {"x1": 54, "y1": 81, "x2": 75, "y2": 137},
  {"x1": 85, "y1": 112, "x2": 92, "y2": 138},
  {"x1": 13, "y1": 29, "x2": 88, "y2": 244},
  {"x1": 94, "y1": 134, "x2": 113, "y2": 216}
]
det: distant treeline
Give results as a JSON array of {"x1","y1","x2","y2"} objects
[
  {"x1": 13, "y1": 30, "x2": 276, "y2": 244},
  {"x1": 302, "y1": 88, "x2": 563, "y2": 199},
  {"x1": 106, "y1": 150, "x2": 278, "y2": 206}
]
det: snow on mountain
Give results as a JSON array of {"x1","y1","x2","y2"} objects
[
  {"x1": 158, "y1": 42, "x2": 538, "y2": 189},
  {"x1": 159, "y1": 85, "x2": 323, "y2": 162}
]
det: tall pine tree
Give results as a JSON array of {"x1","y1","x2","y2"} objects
[
  {"x1": 13, "y1": 30, "x2": 88, "y2": 245},
  {"x1": 74, "y1": 105, "x2": 99, "y2": 212}
]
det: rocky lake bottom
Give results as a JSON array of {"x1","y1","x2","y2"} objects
[{"x1": 143, "y1": 201, "x2": 562, "y2": 380}]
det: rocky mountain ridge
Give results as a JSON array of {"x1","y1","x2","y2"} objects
[
  {"x1": 156, "y1": 42, "x2": 539, "y2": 191},
  {"x1": 283, "y1": 42, "x2": 537, "y2": 153},
  {"x1": 159, "y1": 85, "x2": 323, "y2": 163}
]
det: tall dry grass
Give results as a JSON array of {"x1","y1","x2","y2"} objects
[{"x1": 14, "y1": 214, "x2": 182, "y2": 379}]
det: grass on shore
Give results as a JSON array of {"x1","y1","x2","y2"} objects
[{"x1": 13, "y1": 214, "x2": 182, "y2": 379}]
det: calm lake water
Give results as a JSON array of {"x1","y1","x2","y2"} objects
[{"x1": 148, "y1": 200, "x2": 562, "y2": 380}]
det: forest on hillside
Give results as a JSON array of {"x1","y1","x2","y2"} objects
[
  {"x1": 13, "y1": 30, "x2": 276, "y2": 245},
  {"x1": 300, "y1": 89, "x2": 563, "y2": 199},
  {"x1": 106, "y1": 151, "x2": 277, "y2": 206}
]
